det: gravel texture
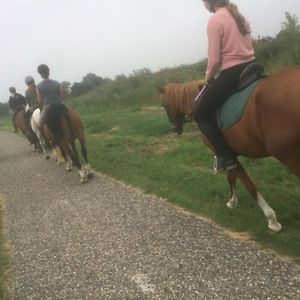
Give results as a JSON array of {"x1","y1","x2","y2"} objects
[{"x1": 0, "y1": 131, "x2": 299, "y2": 300}]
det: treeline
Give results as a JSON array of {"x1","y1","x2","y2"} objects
[
  {"x1": 71, "y1": 73, "x2": 111, "y2": 97},
  {"x1": 253, "y1": 12, "x2": 300, "y2": 70},
  {"x1": 70, "y1": 12, "x2": 300, "y2": 115},
  {"x1": 0, "y1": 103, "x2": 9, "y2": 118}
]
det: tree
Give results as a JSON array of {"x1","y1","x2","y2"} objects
[
  {"x1": 0, "y1": 102, "x2": 9, "y2": 117},
  {"x1": 281, "y1": 12, "x2": 300, "y2": 34}
]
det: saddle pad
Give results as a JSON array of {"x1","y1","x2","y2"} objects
[{"x1": 217, "y1": 80, "x2": 262, "y2": 130}]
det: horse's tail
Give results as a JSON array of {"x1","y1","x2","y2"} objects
[{"x1": 45, "y1": 103, "x2": 71, "y2": 145}]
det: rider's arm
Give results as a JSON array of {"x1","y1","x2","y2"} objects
[{"x1": 205, "y1": 17, "x2": 221, "y2": 83}]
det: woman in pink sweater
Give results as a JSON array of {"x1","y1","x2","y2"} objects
[{"x1": 193, "y1": 0, "x2": 256, "y2": 172}]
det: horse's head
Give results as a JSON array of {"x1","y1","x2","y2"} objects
[{"x1": 156, "y1": 85, "x2": 185, "y2": 135}]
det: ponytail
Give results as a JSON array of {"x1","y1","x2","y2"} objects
[
  {"x1": 210, "y1": 0, "x2": 250, "y2": 35},
  {"x1": 226, "y1": 3, "x2": 250, "y2": 35}
]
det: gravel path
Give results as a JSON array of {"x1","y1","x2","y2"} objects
[{"x1": 0, "y1": 131, "x2": 299, "y2": 300}]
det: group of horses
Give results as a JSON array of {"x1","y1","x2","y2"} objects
[
  {"x1": 15, "y1": 103, "x2": 93, "y2": 183},
  {"x1": 157, "y1": 65, "x2": 300, "y2": 232},
  {"x1": 13, "y1": 65, "x2": 300, "y2": 232}
]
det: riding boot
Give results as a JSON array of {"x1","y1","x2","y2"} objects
[{"x1": 197, "y1": 121, "x2": 238, "y2": 172}]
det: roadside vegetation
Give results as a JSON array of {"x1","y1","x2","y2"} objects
[
  {"x1": 0, "y1": 14, "x2": 299, "y2": 296},
  {"x1": 69, "y1": 13, "x2": 300, "y2": 262}
]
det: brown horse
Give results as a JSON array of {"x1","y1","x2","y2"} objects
[
  {"x1": 44, "y1": 103, "x2": 93, "y2": 183},
  {"x1": 156, "y1": 80, "x2": 204, "y2": 134},
  {"x1": 14, "y1": 106, "x2": 41, "y2": 151},
  {"x1": 158, "y1": 66, "x2": 300, "y2": 232}
]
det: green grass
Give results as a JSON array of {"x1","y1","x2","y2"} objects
[
  {"x1": 73, "y1": 102, "x2": 300, "y2": 263},
  {"x1": 0, "y1": 197, "x2": 10, "y2": 300}
]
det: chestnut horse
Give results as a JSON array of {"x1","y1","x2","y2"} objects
[
  {"x1": 156, "y1": 80, "x2": 202, "y2": 134},
  {"x1": 43, "y1": 103, "x2": 93, "y2": 183},
  {"x1": 14, "y1": 106, "x2": 41, "y2": 152},
  {"x1": 158, "y1": 66, "x2": 300, "y2": 232}
]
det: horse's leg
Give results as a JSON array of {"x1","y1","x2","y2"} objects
[
  {"x1": 234, "y1": 163, "x2": 282, "y2": 232},
  {"x1": 64, "y1": 141, "x2": 87, "y2": 183},
  {"x1": 226, "y1": 170, "x2": 238, "y2": 209},
  {"x1": 274, "y1": 151, "x2": 300, "y2": 177},
  {"x1": 78, "y1": 135, "x2": 93, "y2": 178},
  {"x1": 36, "y1": 129, "x2": 50, "y2": 159}
]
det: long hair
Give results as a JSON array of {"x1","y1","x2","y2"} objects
[{"x1": 210, "y1": 0, "x2": 250, "y2": 35}]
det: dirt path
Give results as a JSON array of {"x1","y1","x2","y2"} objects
[{"x1": 0, "y1": 131, "x2": 299, "y2": 299}]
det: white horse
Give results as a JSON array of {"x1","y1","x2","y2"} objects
[{"x1": 30, "y1": 108, "x2": 52, "y2": 160}]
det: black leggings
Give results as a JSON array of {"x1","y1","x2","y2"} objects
[{"x1": 193, "y1": 60, "x2": 255, "y2": 158}]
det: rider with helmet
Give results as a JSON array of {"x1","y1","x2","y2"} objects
[
  {"x1": 36, "y1": 64, "x2": 65, "y2": 149},
  {"x1": 24, "y1": 76, "x2": 39, "y2": 113},
  {"x1": 8, "y1": 87, "x2": 26, "y2": 132},
  {"x1": 193, "y1": 0, "x2": 256, "y2": 172}
]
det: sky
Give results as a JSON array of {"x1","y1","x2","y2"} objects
[{"x1": 1, "y1": 0, "x2": 300, "y2": 102}]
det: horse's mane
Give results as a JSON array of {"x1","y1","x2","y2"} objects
[
  {"x1": 45, "y1": 103, "x2": 70, "y2": 145},
  {"x1": 162, "y1": 80, "x2": 204, "y2": 116}
]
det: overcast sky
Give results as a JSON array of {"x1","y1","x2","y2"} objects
[{"x1": 1, "y1": 0, "x2": 300, "y2": 102}]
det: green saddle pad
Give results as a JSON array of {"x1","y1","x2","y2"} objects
[{"x1": 217, "y1": 80, "x2": 262, "y2": 130}]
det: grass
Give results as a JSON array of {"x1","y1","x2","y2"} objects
[
  {"x1": 72, "y1": 101, "x2": 300, "y2": 264},
  {"x1": 0, "y1": 196, "x2": 10, "y2": 300}
]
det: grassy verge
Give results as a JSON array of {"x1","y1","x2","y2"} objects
[
  {"x1": 0, "y1": 196, "x2": 10, "y2": 300},
  {"x1": 73, "y1": 102, "x2": 300, "y2": 263}
]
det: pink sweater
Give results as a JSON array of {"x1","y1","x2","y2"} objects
[{"x1": 205, "y1": 7, "x2": 255, "y2": 81}]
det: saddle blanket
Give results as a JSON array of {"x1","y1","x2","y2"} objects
[{"x1": 217, "y1": 80, "x2": 262, "y2": 130}]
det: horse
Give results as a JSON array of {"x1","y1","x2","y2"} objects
[
  {"x1": 31, "y1": 108, "x2": 51, "y2": 159},
  {"x1": 157, "y1": 66, "x2": 300, "y2": 232},
  {"x1": 14, "y1": 105, "x2": 41, "y2": 152},
  {"x1": 43, "y1": 103, "x2": 93, "y2": 183},
  {"x1": 156, "y1": 80, "x2": 203, "y2": 135}
]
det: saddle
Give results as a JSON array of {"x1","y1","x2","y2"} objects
[
  {"x1": 236, "y1": 62, "x2": 266, "y2": 92},
  {"x1": 217, "y1": 62, "x2": 267, "y2": 130}
]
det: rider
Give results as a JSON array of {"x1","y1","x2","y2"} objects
[
  {"x1": 36, "y1": 64, "x2": 64, "y2": 149},
  {"x1": 24, "y1": 76, "x2": 39, "y2": 113},
  {"x1": 193, "y1": 0, "x2": 256, "y2": 172},
  {"x1": 8, "y1": 87, "x2": 26, "y2": 132}
]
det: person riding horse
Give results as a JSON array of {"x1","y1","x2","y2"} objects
[
  {"x1": 25, "y1": 76, "x2": 39, "y2": 114},
  {"x1": 36, "y1": 64, "x2": 66, "y2": 150},
  {"x1": 193, "y1": 0, "x2": 256, "y2": 172},
  {"x1": 8, "y1": 87, "x2": 26, "y2": 132}
]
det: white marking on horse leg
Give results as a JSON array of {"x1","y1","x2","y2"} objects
[
  {"x1": 257, "y1": 192, "x2": 282, "y2": 232},
  {"x1": 83, "y1": 163, "x2": 93, "y2": 178},
  {"x1": 66, "y1": 160, "x2": 73, "y2": 172},
  {"x1": 79, "y1": 169, "x2": 88, "y2": 183},
  {"x1": 226, "y1": 186, "x2": 238, "y2": 209}
]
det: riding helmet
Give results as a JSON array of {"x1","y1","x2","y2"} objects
[
  {"x1": 37, "y1": 64, "x2": 50, "y2": 76},
  {"x1": 25, "y1": 76, "x2": 35, "y2": 85},
  {"x1": 9, "y1": 87, "x2": 16, "y2": 93}
]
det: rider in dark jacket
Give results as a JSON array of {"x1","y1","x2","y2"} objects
[{"x1": 8, "y1": 87, "x2": 26, "y2": 132}]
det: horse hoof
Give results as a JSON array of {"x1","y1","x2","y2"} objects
[
  {"x1": 268, "y1": 222, "x2": 282, "y2": 233},
  {"x1": 45, "y1": 155, "x2": 51, "y2": 160},
  {"x1": 87, "y1": 173, "x2": 94, "y2": 179},
  {"x1": 80, "y1": 177, "x2": 88, "y2": 184}
]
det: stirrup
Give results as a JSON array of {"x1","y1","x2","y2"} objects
[{"x1": 213, "y1": 156, "x2": 225, "y2": 174}]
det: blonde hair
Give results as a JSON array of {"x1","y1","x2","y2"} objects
[{"x1": 210, "y1": 0, "x2": 250, "y2": 35}]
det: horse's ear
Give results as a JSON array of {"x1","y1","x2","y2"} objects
[{"x1": 155, "y1": 85, "x2": 165, "y2": 94}]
